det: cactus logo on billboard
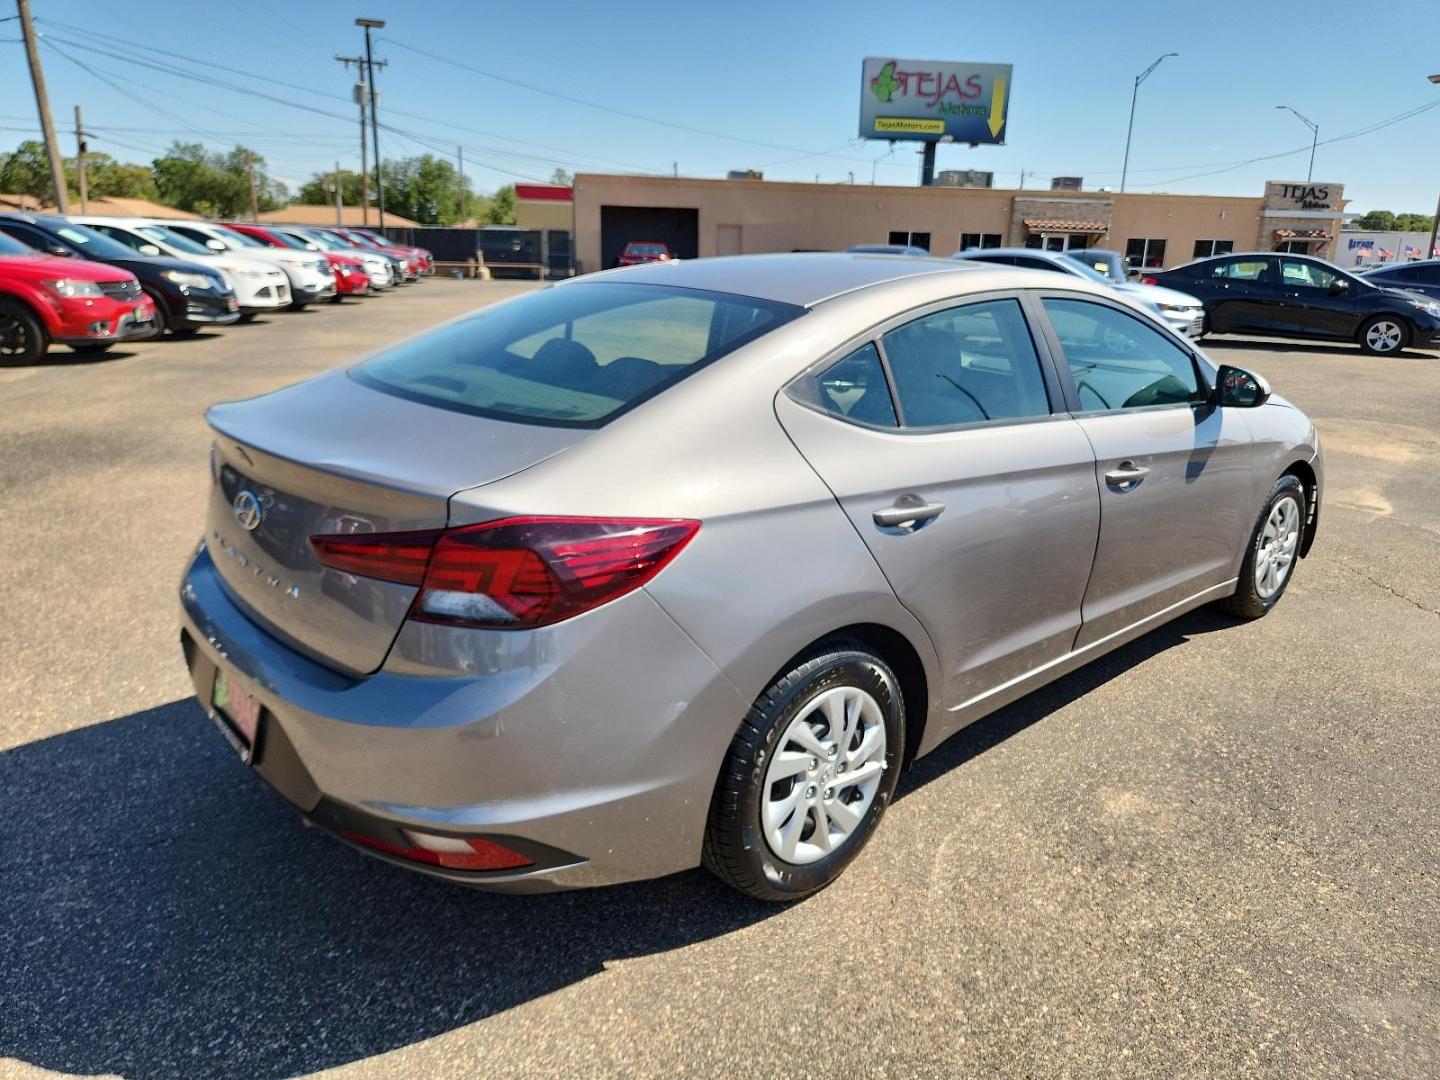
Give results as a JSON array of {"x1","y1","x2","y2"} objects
[{"x1": 860, "y1": 57, "x2": 1012, "y2": 144}]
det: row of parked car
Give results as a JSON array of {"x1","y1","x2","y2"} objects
[
  {"x1": 846, "y1": 242, "x2": 1440, "y2": 356},
  {"x1": 0, "y1": 213, "x2": 435, "y2": 364}
]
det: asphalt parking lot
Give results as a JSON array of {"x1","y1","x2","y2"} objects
[{"x1": 2, "y1": 280, "x2": 1437, "y2": 1080}]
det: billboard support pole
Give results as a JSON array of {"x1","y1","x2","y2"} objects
[{"x1": 919, "y1": 142, "x2": 936, "y2": 187}]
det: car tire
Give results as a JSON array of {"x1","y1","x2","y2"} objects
[
  {"x1": 143, "y1": 291, "x2": 170, "y2": 336},
  {"x1": 236, "y1": 312, "x2": 258, "y2": 323},
  {"x1": 288, "y1": 300, "x2": 309, "y2": 311},
  {"x1": 703, "y1": 641, "x2": 905, "y2": 902},
  {"x1": 1218, "y1": 474, "x2": 1307, "y2": 620},
  {"x1": 0, "y1": 298, "x2": 48, "y2": 364},
  {"x1": 1358, "y1": 314, "x2": 1410, "y2": 356}
]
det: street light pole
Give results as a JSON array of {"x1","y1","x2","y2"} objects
[
  {"x1": 1120, "y1": 52, "x2": 1177, "y2": 193},
  {"x1": 1428, "y1": 75, "x2": 1440, "y2": 259},
  {"x1": 1275, "y1": 105, "x2": 1319, "y2": 182}
]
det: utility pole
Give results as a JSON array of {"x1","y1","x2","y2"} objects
[
  {"x1": 18, "y1": 0, "x2": 70, "y2": 213},
  {"x1": 336, "y1": 53, "x2": 371, "y2": 225},
  {"x1": 1275, "y1": 105, "x2": 1319, "y2": 183},
  {"x1": 246, "y1": 150, "x2": 259, "y2": 221},
  {"x1": 74, "y1": 105, "x2": 88, "y2": 213},
  {"x1": 456, "y1": 145, "x2": 466, "y2": 222},
  {"x1": 1121, "y1": 52, "x2": 1178, "y2": 193},
  {"x1": 356, "y1": 18, "x2": 387, "y2": 231},
  {"x1": 334, "y1": 160, "x2": 344, "y2": 225}
]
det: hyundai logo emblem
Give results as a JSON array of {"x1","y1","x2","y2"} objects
[{"x1": 232, "y1": 490, "x2": 264, "y2": 531}]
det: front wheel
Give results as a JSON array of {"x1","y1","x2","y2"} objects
[
  {"x1": 0, "y1": 298, "x2": 48, "y2": 364},
  {"x1": 1218, "y1": 475, "x2": 1306, "y2": 619},
  {"x1": 1359, "y1": 314, "x2": 1409, "y2": 356},
  {"x1": 703, "y1": 641, "x2": 904, "y2": 902}
]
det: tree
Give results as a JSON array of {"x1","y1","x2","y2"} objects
[
  {"x1": 0, "y1": 140, "x2": 57, "y2": 201},
  {"x1": 81, "y1": 153, "x2": 159, "y2": 200},
  {"x1": 152, "y1": 142, "x2": 285, "y2": 218},
  {"x1": 1354, "y1": 210, "x2": 1396, "y2": 231},
  {"x1": 486, "y1": 184, "x2": 516, "y2": 225},
  {"x1": 549, "y1": 168, "x2": 572, "y2": 186},
  {"x1": 1353, "y1": 209, "x2": 1434, "y2": 232},
  {"x1": 298, "y1": 169, "x2": 366, "y2": 207},
  {"x1": 378, "y1": 154, "x2": 471, "y2": 225}
]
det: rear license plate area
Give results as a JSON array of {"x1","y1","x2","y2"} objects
[{"x1": 212, "y1": 669, "x2": 262, "y2": 751}]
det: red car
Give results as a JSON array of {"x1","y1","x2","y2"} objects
[
  {"x1": 321, "y1": 228, "x2": 423, "y2": 281},
  {"x1": 0, "y1": 229, "x2": 156, "y2": 362},
  {"x1": 348, "y1": 227, "x2": 433, "y2": 276},
  {"x1": 618, "y1": 241, "x2": 674, "y2": 267},
  {"x1": 225, "y1": 223, "x2": 369, "y2": 302}
]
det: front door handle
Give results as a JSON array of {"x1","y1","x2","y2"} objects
[
  {"x1": 1104, "y1": 462, "x2": 1150, "y2": 490},
  {"x1": 873, "y1": 496, "x2": 946, "y2": 529}
]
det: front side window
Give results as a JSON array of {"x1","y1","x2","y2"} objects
[
  {"x1": 355, "y1": 282, "x2": 802, "y2": 427},
  {"x1": 51, "y1": 223, "x2": 136, "y2": 260},
  {"x1": 1042, "y1": 298, "x2": 1202, "y2": 412},
  {"x1": 881, "y1": 299, "x2": 1051, "y2": 427},
  {"x1": 1279, "y1": 258, "x2": 1338, "y2": 291},
  {"x1": 1125, "y1": 237, "x2": 1167, "y2": 268},
  {"x1": 815, "y1": 343, "x2": 897, "y2": 428}
]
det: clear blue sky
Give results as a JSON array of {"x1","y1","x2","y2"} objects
[{"x1": 3, "y1": 0, "x2": 1439, "y2": 212}]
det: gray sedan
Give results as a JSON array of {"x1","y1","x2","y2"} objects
[{"x1": 180, "y1": 253, "x2": 1322, "y2": 901}]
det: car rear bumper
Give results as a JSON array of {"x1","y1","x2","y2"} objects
[{"x1": 178, "y1": 543, "x2": 747, "y2": 891}]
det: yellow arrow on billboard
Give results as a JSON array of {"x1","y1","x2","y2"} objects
[{"x1": 988, "y1": 75, "x2": 1007, "y2": 138}]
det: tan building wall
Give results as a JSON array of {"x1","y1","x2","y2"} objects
[
  {"x1": 515, "y1": 199, "x2": 574, "y2": 231},
  {"x1": 572, "y1": 173, "x2": 1346, "y2": 273}
]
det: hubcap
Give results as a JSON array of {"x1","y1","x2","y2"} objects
[
  {"x1": 1366, "y1": 320, "x2": 1402, "y2": 353},
  {"x1": 761, "y1": 685, "x2": 887, "y2": 865},
  {"x1": 1255, "y1": 496, "x2": 1301, "y2": 599},
  {"x1": 0, "y1": 314, "x2": 29, "y2": 357}
]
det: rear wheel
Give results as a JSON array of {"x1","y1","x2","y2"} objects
[
  {"x1": 1218, "y1": 475, "x2": 1306, "y2": 619},
  {"x1": 703, "y1": 641, "x2": 904, "y2": 901},
  {"x1": 0, "y1": 298, "x2": 47, "y2": 364},
  {"x1": 1359, "y1": 314, "x2": 1409, "y2": 356}
]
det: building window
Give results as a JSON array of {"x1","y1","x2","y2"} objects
[
  {"x1": 960, "y1": 232, "x2": 1003, "y2": 251},
  {"x1": 1192, "y1": 239, "x2": 1235, "y2": 258},
  {"x1": 1125, "y1": 238, "x2": 1167, "y2": 268},
  {"x1": 888, "y1": 230, "x2": 931, "y2": 251},
  {"x1": 1276, "y1": 239, "x2": 1312, "y2": 254}
]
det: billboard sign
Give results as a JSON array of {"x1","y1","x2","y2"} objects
[{"x1": 860, "y1": 57, "x2": 1012, "y2": 144}]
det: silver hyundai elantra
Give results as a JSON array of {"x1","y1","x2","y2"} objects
[{"x1": 180, "y1": 253, "x2": 1322, "y2": 901}]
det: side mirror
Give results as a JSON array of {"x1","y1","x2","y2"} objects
[
  {"x1": 1328, "y1": 278, "x2": 1350, "y2": 297},
  {"x1": 138, "y1": 243, "x2": 162, "y2": 257},
  {"x1": 205, "y1": 238, "x2": 226, "y2": 252},
  {"x1": 48, "y1": 244, "x2": 73, "y2": 257},
  {"x1": 1215, "y1": 364, "x2": 1271, "y2": 408}
]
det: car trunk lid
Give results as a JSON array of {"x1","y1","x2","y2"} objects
[{"x1": 204, "y1": 369, "x2": 583, "y2": 675}]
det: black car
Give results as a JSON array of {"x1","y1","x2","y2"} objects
[
  {"x1": 1150, "y1": 251, "x2": 1440, "y2": 356},
  {"x1": 0, "y1": 213, "x2": 239, "y2": 336},
  {"x1": 1360, "y1": 259, "x2": 1440, "y2": 302}
]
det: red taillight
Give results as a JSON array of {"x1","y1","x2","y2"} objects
[
  {"x1": 342, "y1": 829, "x2": 533, "y2": 871},
  {"x1": 310, "y1": 516, "x2": 699, "y2": 629}
]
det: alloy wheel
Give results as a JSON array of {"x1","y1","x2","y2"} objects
[
  {"x1": 0, "y1": 313, "x2": 29, "y2": 357},
  {"x1": 1255, "y1": 495, "x2": 1301, "y2": 599},
  {"x1": 761, "y1": 685, "x2": 887, "y2": 865},
  {"x1": 1365, "y1": 320, "x2": 1403, "y2": 353}
]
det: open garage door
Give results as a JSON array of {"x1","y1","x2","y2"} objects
[{"x1": 600, "y1": 206, "x2": 699, "y2": 269}]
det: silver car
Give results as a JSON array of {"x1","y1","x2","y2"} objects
[
  {"x1": 958, "y1": 247, "x2": 1208, "y2": 338},
  {"x1": 180, "y1": 253, "x2": 1322, "y2": 900}
]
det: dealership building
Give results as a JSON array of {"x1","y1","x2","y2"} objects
[{"x1": 571, "y1": 175, "x2": 1350, "y2": 275}]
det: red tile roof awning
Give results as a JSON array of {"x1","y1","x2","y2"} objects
[
  {"x1": 1274, "y1": 228, "x2": 1330, "y2": 239},
  {"x1": 1023, "y1": 218, "x2": 1108, "y2": 233},
  {"x1": 515, "y1": 184, "x2": 573, "y2": 202}
]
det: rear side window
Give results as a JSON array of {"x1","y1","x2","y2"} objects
[
  {"x1": 354, "y1": 282, "x2": 802, "y2": 427},
  {"x1": 881, "y1": 299, "x2": 1052, "y2": 426},
  {"x1": 1209, "y1": 258, "x2": 1270, "y2": 281},
  {"x1": 816, "y1": 343, "x2": 897, "y2": 428}
]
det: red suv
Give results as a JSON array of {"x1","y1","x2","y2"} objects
[
  {"x1": 224, "y1": 223, "x2": 369, "y2": 301},
  {"x1": 322, "y1": 228, "x2": 423, "y2": 281},
  {"x1": 0, "y1": 230, "x2": 156, "y2": 362}
]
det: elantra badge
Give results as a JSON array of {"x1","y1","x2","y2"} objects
[{"x1": 232, "y1": 490, "x2": 264, "y2": 531}]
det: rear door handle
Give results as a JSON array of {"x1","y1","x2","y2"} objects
[
  {"x1": 873, "y1": 496, "x2": 946, "y2": 529},
  {"x1": 1104, "y1": 462, "x2": 1150, "y2": 490}
]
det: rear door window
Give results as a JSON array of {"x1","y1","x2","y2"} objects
[
  {"x1": 881, "y1": 298, "x2": 1052, "y2": 426},
  {"x1": 354, "y1": 282, "x2": 802, "y2": 427},
  {"x1": 1210, "y1": 258, "x2": 1272, "y2": 282}
]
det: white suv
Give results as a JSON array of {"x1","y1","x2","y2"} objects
[
  {"x1": 168, "y1": 222, "x2": 335, "y2": 308},
  {"x1": 73, "y1": 216, "x2": 291, "y2": 319}
]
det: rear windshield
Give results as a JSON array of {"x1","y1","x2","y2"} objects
[{"x1": 353, "y1": 282, "x2": 803, "y2": 427}]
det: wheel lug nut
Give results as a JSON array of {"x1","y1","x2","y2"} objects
[
  {"x1": 827, "y1": 745, "x2": 839, "y2": 758},
  {"x1": 837, "y1": 762, "x2": 846, "y2": 772},
  {"x1": 805, "y1": 784, "x2": 817, "y2": 799},
  {"x1": 808, "y1": 757, "x2": 818, "y2": 770},
  {"x1": 823, "y1": 788, "x2": 834, "y2": 800}
]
